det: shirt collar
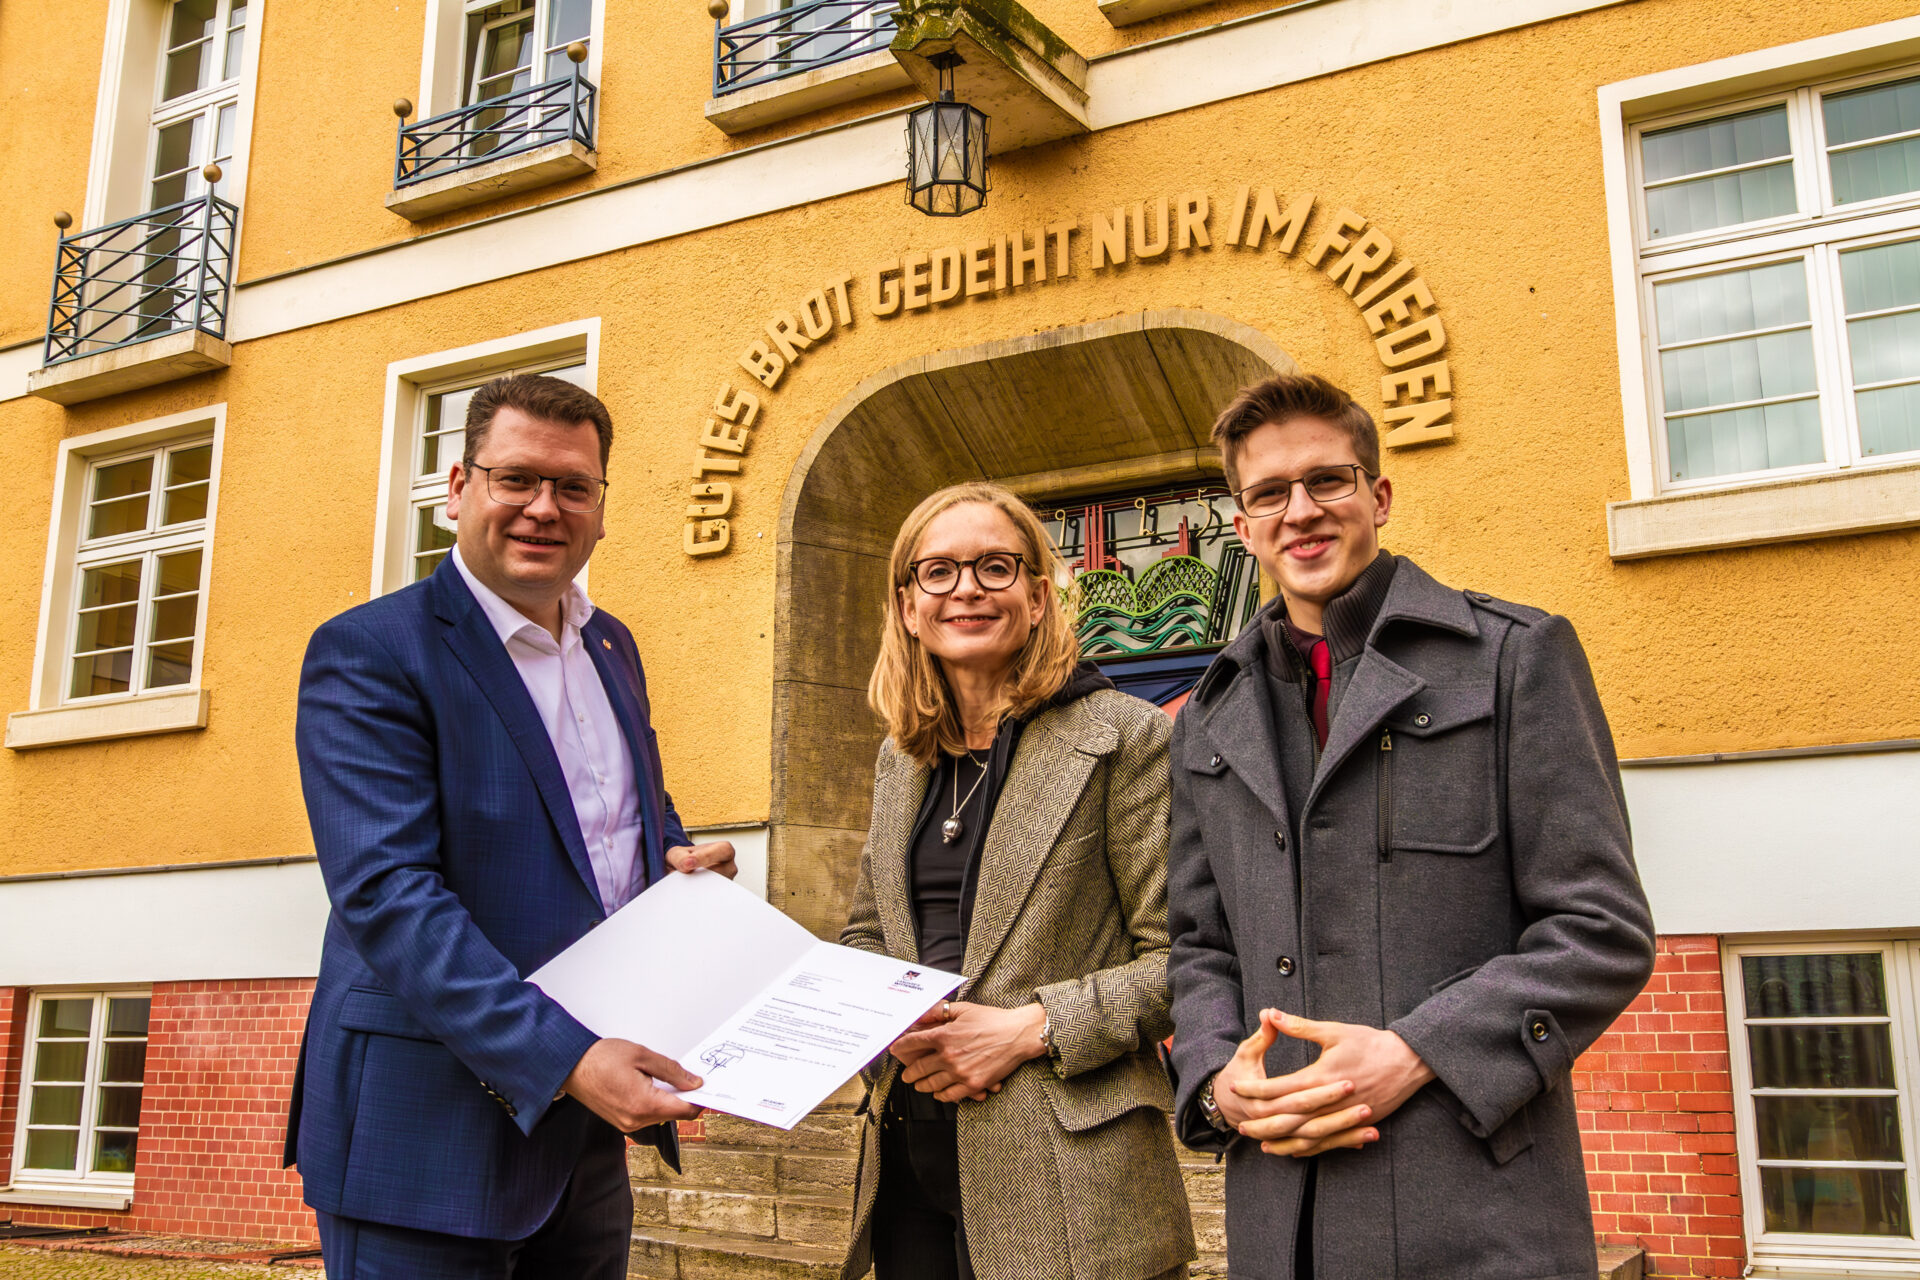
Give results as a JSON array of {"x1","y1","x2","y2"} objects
[{"x1": 451, "y1": 547, "x2": 596, "y2": 647}]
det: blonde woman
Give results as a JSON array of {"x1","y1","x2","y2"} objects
[{"x1": 840, "y1": 482, "x2": 1195, "y2": 1280}]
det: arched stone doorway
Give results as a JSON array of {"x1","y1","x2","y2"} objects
[{"x1": 769, "y1": 309, "x2": 1295, "y2": 935}]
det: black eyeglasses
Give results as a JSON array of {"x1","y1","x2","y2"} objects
[
  {"x1": 466, "y1": 463, "x2": 609, "y2": 513},
  {"x1": 907, "y1": 552, "x2": 1033, "y2": 595},
  {"x1": 1231, "y1": 464, "x2": 1374, "y2": 518}
]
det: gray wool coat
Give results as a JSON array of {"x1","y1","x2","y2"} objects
[{"x1": 1166, "y1": 557, "x2": 1656, "y2": 1280}]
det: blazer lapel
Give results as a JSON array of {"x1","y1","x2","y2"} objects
[
  {"x1": 868, "y1": 748, "x2": 928, "y2": 964},
  {"x1": 439, "y1": 596, "x2": 600, "y2": 906},
  {"x1": 583, "y1": 624, "x2": 668, "y2": 890},
  {"x1": 1307, "y1": 649, "x2": 1425, "y2": 810},
  {"x1": 960, "y1": 706, "x2": 1107, "y2": 984}
]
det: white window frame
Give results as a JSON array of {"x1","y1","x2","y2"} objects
[
  {"x1": 81, "y1": 0, "x2": 262, "y2": 237},
  {"x1": 371, "y1": 320, "x2": 600, "y2": 598},
  {"x1": 7, "y1": 989, "x2": 152, "y2": 1204},
  {"x1": 1602, "y1": 17, "x2": 1920, "y2": 506},
  {"x1": 416, "y1": 0, "x2": 602, "y2": 121},
  {"x1": 7, "y1": 407, "x2": 223, "y2": 751},
  {"x1": 1724, "y1": 937, "x2": 1920, "y2": 1277}
]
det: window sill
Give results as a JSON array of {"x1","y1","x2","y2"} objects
[
  {"x1": 385, "y1": 139, "x2": 597, "y2": 221},
  {"x1": 6, "y1": 687, "x2": 209, "y2": 751},
  {"x1": 1607, "y1": 460, "x2": 1920, "y2": 559},
  {"x1": 705, "y1": 49, "x2": 911, "y2": 135},
  {"x1": 26, "y1": 330, "x2": 231, "y2": 407},
  {"x1": 0, "y1": 1185, "x2": 133, "y2": 1211}
]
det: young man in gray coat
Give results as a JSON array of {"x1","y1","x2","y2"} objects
[{"x1": 1166, "y1": 373, "x2": 1656, "y2": 1280}]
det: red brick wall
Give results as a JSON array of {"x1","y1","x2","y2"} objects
[
  {"x1": 1576, "y1": 935, "x2": 1745, "y2": 1278},
  {"x1": 0, "y1": 987, "x2": 24, "y2": 1187},
  {"x1": 0, "y1": 979, "x2": 317, "y2": 1246}
]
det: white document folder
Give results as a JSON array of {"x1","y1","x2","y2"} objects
[{"x1": 529, "y1": 869, "x2": 962, "y2": 1129}]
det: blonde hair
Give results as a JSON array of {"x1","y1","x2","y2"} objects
[{"x1": 868, "y1": 483, "x2": 1083, "y2": 766}]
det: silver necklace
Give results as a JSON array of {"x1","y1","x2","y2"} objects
[{"x1": 942, "y1": 751, "x2": 991, "y2": 844}]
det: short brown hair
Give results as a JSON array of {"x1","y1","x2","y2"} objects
[
  {"x1": 1210, "y1": 373, "x2": 1379, "y2": 490},
  {"x1": 868, "y1": 484, "x2": 1083, "y2": 766},
  {"x1": 463, "y1": 374, "x2": 614, "y2": 473}
]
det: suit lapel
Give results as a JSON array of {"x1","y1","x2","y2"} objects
[
  {"x1": 1307, "y1": 649, "x2": 1425, "y2": 810},
  {"x1": 868, "y1": 748, "x2": 928, "y2": 964},
  {"x1": 438, "y1": 591, "x2": 601, "y2": 906},
  {"x1": 1196, "y1": 664, "x2": 1290, "y2": 827},
  {"x1": 584, "y1": 622, "x2": 667, "y2": 890},
  {"x1": 960, "y1": 706, "x2": 1106, "y2": 984}
]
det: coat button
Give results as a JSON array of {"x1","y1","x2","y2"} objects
[
  {"x1": 1276, "y1": 956, "x2": 1295, "y2": 976},
  {"x1": 1210, "y1": 754, "x2": 1223, "y2": 768},
  {"x1": 1414, "y1": 713, "x2": 1431, "y2": 727},
  {"x1": 1273, "y1": 831, "x2": 1286, "y2": 850},
  {"x1": 1530, "y1": 1020, "x2": 1550, "y2": 1042}
]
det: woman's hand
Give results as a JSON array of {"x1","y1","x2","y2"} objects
[{"x1": 889, "y1": 1001, "x2": 1048, "y2": 1103}]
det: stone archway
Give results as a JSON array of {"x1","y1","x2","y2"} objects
[{"x1": 768, "y1": 309, "x2": 1295, "y2": 936}]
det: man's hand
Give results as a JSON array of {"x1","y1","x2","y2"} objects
[
  {"x1": 889, "y1": 1001, "x2": 1047, "y2": 1103},
  {"x1": 1231, "y1": 1010, "x2": 1434, "y2": 1156},
  {"x1": 562, "y1": 1038, "x2": 706, "y2": 1132},
  {"x1": 667, "y1": 841, "x2": 737, "y2": 879},
  {"x1": 1211, "y1": 1009, "x2": 1372, "y2": 1155}
]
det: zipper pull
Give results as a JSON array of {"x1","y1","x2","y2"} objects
[{"x1": 1380, "y1": 729, "x2": 1393, "y2": 751}]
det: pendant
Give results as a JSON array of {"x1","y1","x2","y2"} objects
[{"x1": 941, "y1": 817, "x2": 964, "y2": 844}]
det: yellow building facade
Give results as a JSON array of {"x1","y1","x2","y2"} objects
[{"x1": 1, "y1": 0, "x2": 1917, "y2": 1274}]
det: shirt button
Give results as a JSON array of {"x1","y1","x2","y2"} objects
[{"x1": 1276, "y1": 956, "x2": 1295, "y2": 976}]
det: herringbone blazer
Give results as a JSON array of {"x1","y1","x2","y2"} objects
[{"x1": 840, "y1": 689, "x2": 1197, "y2": 1280}]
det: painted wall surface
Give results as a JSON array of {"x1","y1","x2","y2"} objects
[{"x1": 1, "y1": 0, "x2": 1917, "y2": 898}]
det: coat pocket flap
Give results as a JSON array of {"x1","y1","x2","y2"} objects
[
  {"x1": 1387, "y1": 684, "x2": 1495, "y2": 737},
  {"x1": 1039, "y1": 1054, "x2": 1174, "y2": 1132},
  {"x1": 339, "y1": 987, "x2": 437, "y2": 1042},
  {"x1": 1183, "y1": 741, "x2": 1230, "y2": 776}
]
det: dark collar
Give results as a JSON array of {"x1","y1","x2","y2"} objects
[
  {"x1": 1196, "y1": 553, "x2": 1476, "y2": 705},
  {"x1": 1261, "y1": 551, "x2": 1399, "y2": 680}
]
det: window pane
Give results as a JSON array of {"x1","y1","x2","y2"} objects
[
  {"x1": 150, "y1": 594, "x2": 199, "y2": 644},
  {"x1": 101, "y1": 1041, "x2": 149, "y2": 1084},
  {"x1": 161, "y1": 0, "x2": 217, "y2": 101},
  {"x1": 166, "y1": 444, "x2": 213, "y2": 485},
  {"x1": 414, "y1": 504, "x2": 457, "y2": 583},
  {"x1": 1744, "y1": 954, "x2": 1888, "y2": 1019},
  {"x1": 28, "y1": 1084, "x2": 83, "y2": 1126},
  {"x1": 214, "y1": 102, "x2": 236, "y2": 163},
  {"x1": 1656, "y1": 261, "x2": 1811, "y2": 346},
  {"x1": 168, "y1": 0, "x2": 217, "y2": 49},
  {"x1": 107, "y1": 998, "x2": 151, "y2": 1037},
  {"x1": 97, "y1": 1084, "x2": 145, "y2": 1129},
  {"x1": 89, "y1": 459, "x2": 155, "y2": 538},
  {"x1": 1757, "y1": 1095, "x2": 1904, "y2": 1163},
  {"x1": 164, "y1": 482, "x2": 209, "y2": 525},
  {"x1": 148, "y1": 641, "x2": 195, "y2": 689},
  {"x1": 71, "y1": 649, "x2": 135, "y2": 699},
  {"x1": 157, "y1": 548, "x2": 203, "y2": 595},
  {"x1": 1750, "y1": 1024, "x2": 1898, "y2": 1090},
  {"x1": 80, "y1": 560, "x2": 144, "y2": 610},
  {"x1": 549, "y1": 0, "x2": 590, "y2": 46},
  {"x1": 1660, "y1": 329, "x2": 1816, "y2": 413},
  {"x1": 40, "y1": 998, "x2": 94, "y2": 1038},
  {"x1": 1841, "y1": 239, "x2": 1920, "y2": 316},
  {"x1": 1761, "y1": 1165, "x2": 1910, "y2": 1237},
  {"x1": 1643, "y1": 106, "x2": 1796, "y2": 237},
  {"x1": 75, "y1": 602, "x2": 140, "y2": 654},
  {"x1": 89, "y1": 493, "x2": 154, "y2": 540},
  {"x1": 1826, "y1": 76, "x2": 1920, "y2": 205},
  {"x1": 93, "y1": 456, "x2": 155, "y2": 503},
  {"x1": 1855, "y1": 384, "x2": 1920, "y2": 457},
  {"x1": 422, "y1": 386, "x2": 474, "y2": 476},
  {"x1": 32, "y1": 1041, "x2": 88, "y2": 1083},
  {"x1": 1830, "y1": 137, "x2": 1920, "y2": 207},
  {"x1": 152, "y1": 117, "x2": 201, "y2": 183},
  {"x1": 24, "y1": 1129, "x2": 80, "y2": 1172},
  {"x1": 223, "y1": 0, "x2": 248, "y2": 79},
  {"x1": 1846, "y1": 310, "x2": 1920, "y2": 387},
  {"x1": 1839, "y1": 241, "x2": 1920, "y2": 456},
  {"x1": 93, "y1": 1129, "x2": 139, "y2": 1175}
]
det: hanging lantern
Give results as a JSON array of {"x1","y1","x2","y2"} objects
[{"x1": 905, "y1": 53, "x2": 989, "y2": 217}]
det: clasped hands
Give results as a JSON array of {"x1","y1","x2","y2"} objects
[
  {"x1": 1212, "y1": 1009, "x2": 1435, "y2": 1157},
  {"x1": 560, "y1": 840, "x2": 736, "y2": 1132},
  {"x1": 889, "y1": 1000, "x2": 1048, "y2": 1103}
]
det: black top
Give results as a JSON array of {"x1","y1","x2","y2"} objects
[{"x1": 910, "y1": 750, "x2": 989, "y2": 975}]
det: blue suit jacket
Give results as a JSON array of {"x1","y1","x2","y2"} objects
[{"x1": 285, "y1": 557, "x2": 691, "y2": 1238}]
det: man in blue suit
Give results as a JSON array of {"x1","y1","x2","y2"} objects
[{"x1": 288, "y1": 373, "x2": 736, "y2": 1277}]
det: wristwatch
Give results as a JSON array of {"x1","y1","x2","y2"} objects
[{"x1": 1198, "y1": 1074, "x2": 1234, "y2": 1133}]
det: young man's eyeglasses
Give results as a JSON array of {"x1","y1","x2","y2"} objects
[
  {"x1": 1231, "y1": 464, "x2": 1374, "y2": 519},
  {"x1": 907, "y1": 552, "x2": 1032, "y2": 595},
  {"x1": 466, "y1": 463, "x2": 609, "y2": 513}
]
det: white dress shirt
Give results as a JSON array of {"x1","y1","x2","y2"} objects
[{"x1": 453, "y1": 549, "x2": 644, "y2": 913}]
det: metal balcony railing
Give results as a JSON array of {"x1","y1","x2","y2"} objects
[
  {"x1": 713, "y1": 0, "x2": 898, "y2": 97},
  {"x1": 43, "y1": 194, "x2": 238, "y2": 367},
  {"x1": 395, "y1": 66, "x2": 597, "y2": 189}
]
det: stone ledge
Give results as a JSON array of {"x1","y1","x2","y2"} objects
[
  {"x1": 1607, "y1": 461, "x2": 1920, "y2": 559},
  {"x1": 27, "y1": 330, "x2": 230, "y2": 406},
  {"x1": 385, "y1": 139, "x2": 596, "y2": 221},
  {"x1": 1097, "y1": 0, "x2": 1216, "y2": 25},
  {"x1": 0, "y1": 1185, "x2": 134, "y2": 1211},
  {"x1": 6, "y1": 687, "x2": 209, "y2": 751},
  {"x1": 707, "y1": 50, "x2": 912, "y2": 134},
  {"x1": 892, "y1": 0, "x2": 1090, "y2": 154}
]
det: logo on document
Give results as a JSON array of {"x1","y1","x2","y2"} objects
[{"x1": 888, "y1": 970, "x2": 926, "y2": 993}]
